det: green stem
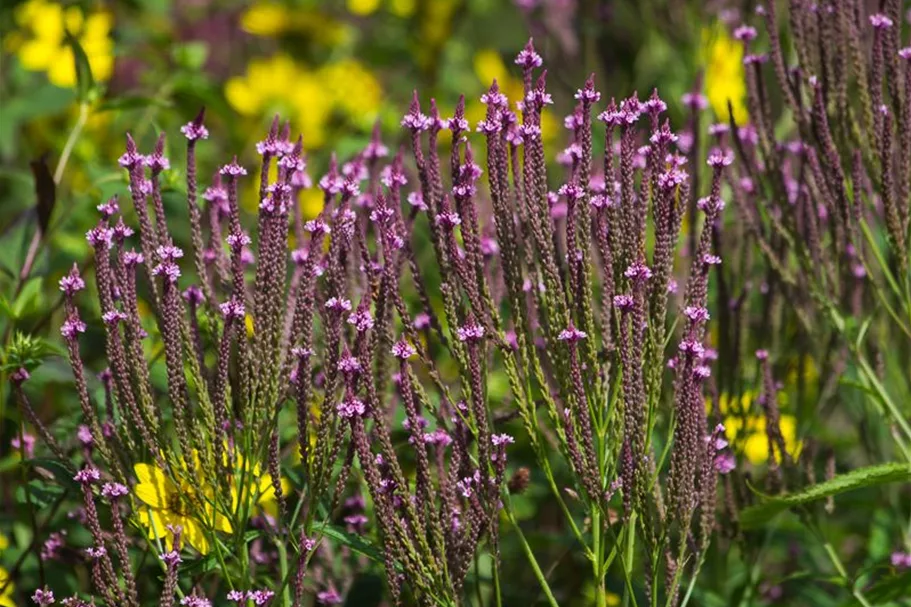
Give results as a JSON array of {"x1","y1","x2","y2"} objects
[
  {"x1": 54, "y1": 102, "x2": 89, "y2": 185},
  {"x1": 822, "y1": 542, "x2": 874, "y2": 607},
  {"x1": 505, "y1": 507, "x2": 560, "y2": 607}
]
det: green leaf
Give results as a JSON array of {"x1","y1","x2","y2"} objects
[
  {"x1": 16, "y1": 479, "x2": 65, "y2": 509},
  {"x1": 28, "y1": 458, "x2": 79, "y2": 491},
  {"x1": 311, "y1": 522, "x2": 384, "y2": 563},
  {"x1": 172, "y1": 42, "x2": 209, "y2": 71},
  {"x1": 64, "y1": 30, "x2": 95, "y2": 102},
  {"x1": 865, "y1": 570, "x2": 911, "y2": 603},
  {"x1": 10, "y1": 277, "x2": 43, "y2": 319},
  {"x1": 739, "y1": 463, "x2": 911, "y2": 529}
]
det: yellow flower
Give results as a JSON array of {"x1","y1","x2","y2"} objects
[
  {"x1": 134, "y1": 463, "x2": 232, "y2": 555},
  {"x1": 702, "y1": 24, "x2": 748, "y2": 125},
  {"x1": 14, "y1": 0, "x2": 113, "y2": 88},
  {"x1": 388, "y1": 0, "x2": 417, "y2": 18},
  {"x1": 0, "y1": 566, "x2": 14, "y2": 607},
  {"x1": 225, "y1": 54, "x2": 382, "y2": 151},
  {"x1": 348, "y1": 0, "x2": 381, "y2": 16},
  {"x1": 717, "y1": 391, "x2": 802, "y2": 465},
  {"x1": 240, "y1": 2, "x2": 350, "y2": 46}
]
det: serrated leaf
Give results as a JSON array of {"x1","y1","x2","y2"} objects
[{"x1": 739, "y1": 463, "x2": 911, "y2": 528}]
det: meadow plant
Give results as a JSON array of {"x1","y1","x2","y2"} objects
[{"x1": 10, "y1": 40, "x2": 738, "y2": 606}]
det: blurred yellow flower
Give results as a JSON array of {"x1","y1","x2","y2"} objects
[
  {"x1": 14, "y1": 0, "x2": 113, "y2": 88},
  {"x1": 348, "y1": 0, "x2": 382, "y2": 16},
  {"x1": 0, "y1": 566, "x2": 14, "y2": 607},
  {"x1": 225, "y1": 54, "x2": 382, "y2": 150},
  {"x1": 702, "y1": 24, "x2": 748, "y2": 125},
  {"x1": 717, "y1": 392, "x2": 801, "y2": 465},
  {"x1": 240, "y1": 2, "x2": 350, "y2": 46},
  {"x1": 388, "y1": 0, "x2": 417, "y2": 18}
]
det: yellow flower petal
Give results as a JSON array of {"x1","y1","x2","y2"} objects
[
  {"x1": 134, "y1": 463, "x2": 176, "y2": 509},
  {"x1": 64, "y1": 5, "x2": 84, "y2": 34},
  {"x1": 180, "y1": 517, "x2": 211, "y2": 554},
  {"x1": 17, "y1": 39, "x2": 57, "y2": 70},
  {"x1": 47, "y1": 47, "x2": 77, "y2": 88}
]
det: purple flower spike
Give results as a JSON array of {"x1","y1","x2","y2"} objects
[
  {"x1": 118, "y1": 133, "x2": 144, "y2": 168},
  {"x1": 707, "y1": 148, "x2": 735, "y2": 167},
  {"x1": 160, "y1": 549, "x2": 182, "y2": 566},
  {"x1": 60, "y1": 316, "x2": 87, "y2": 339},
  {"x1": 402, "y1": 92, "x2": 432, "y2": 131},
  {"x1": 869, "y1": 13, "x2": 893, "y2": 29},
  {"x1": 96, "y1": 196, "x2": 120, "y2": 218},
  {"x1": 32, "y1": 588, "x2": 55, "y2": 606},
  {"x1": 101, "y1": 482, "x2": 129, "y2": 499},
  {"x1": 145, "y1": 134, "x2": 170, "y2": 172},
  {"x1": 220, "y1": 298, "x2": 246, "y2": 320},
  {"x1": 681, "y1": 92, "x2": 709, "y2": 111},
  {"x1": 180, "y1": 108, "x2": 209, "y2": 141},
  {"x1": 182, "y1": 285, "x2": 204, "y2": 306},
  {"x1": 733, "y1": 25, "x2": 757, "y2": 42},
  {"x1": 515, "y1": 39, "x2": 543, "y2": 68},
  {"x1": 347, "y1": 309, "x2": 374, "y2": 332},
  {"x1": 220, "y1": 157, "x2": 247, "y2": 177},
  {"x1": 122, "y1": 250, "x2": 144, "y2": 267},
  {"x1": 102, "y1": 310, "x2": 128, "y2": 325},
  {"x1": 227, "y1": 591, "x2": 246, "y2": 604},
  {"x1": 613, "y1": 294, "x2": 634, "y2": 311},
  {"x1": 73, "y1": 467, "x2": 101, "y2": 484},
  {"x1": 624, "y1": 262, "x2": 653, "y2": 281},
  {"x1": 456, "y1": 322, "x2": 485, "y2": 342},
  {"x1": 180, "y1": 596, "x2": 212, "y2": 607},
  {"x1": 152, "y1": 262, "x2": 181, "y2": 283},
  {"x1": 59, "y1": 264, "x2": 85, "y2": 296},
  {"x1": 391, "y1": 339, "x2": 417, "y2": 359},
  {"x1": 574, "y1": 75, "x2": 601, "y2": 103},
  {"x1": 684, "y1": 306, "x2": 710, "y2": 323},
  {"x1": 86, "y1": 227, "x2": 114, "y2": 250},
  {"x1": 643, "y1": 88, "x2": 667, "y2": 114},
  {"x1": 714, "y1": 452, "x2": 736, "y2": 474},
  {"x1": 226, "y1": 230, "x2": 252, "y2": 250},
  {"x1": 325, "y1": 297, "x2": 353, "y2": 312},
  {"x1": 899, "y1": 47, "x2": 911, "y2": 60},
  {"x1": 557, "y1": 325, "x2": 588, "y2": 342},
  {"x1": 337, "y1": 398, "x2": 366, "y2": 419}
]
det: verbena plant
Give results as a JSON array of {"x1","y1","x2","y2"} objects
[{"x1": 6, "y1": 38, "x2": 780, "y2": 607}]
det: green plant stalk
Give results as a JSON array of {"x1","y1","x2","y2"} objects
[
  {"x1": 593, "y1": 509, "x2": 605, "y2": 607},
  {"x1": 504, "y1": 504, "x2": 560, "y2": 607},
  {"x1": 822, "y1": 542, "x2": 874, "y2": 607}
]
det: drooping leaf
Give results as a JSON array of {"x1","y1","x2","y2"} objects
[
  {"x1": 740, "y1": 463, "x2": 911, "y2": 528},
  {"x1": 29, "y1": 154, "x2": 56, "y2": 234},
  {"x1": 64, "y1": 31, "x2": 95, "y2": 102}
]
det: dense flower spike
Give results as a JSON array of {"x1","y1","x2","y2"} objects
[{"x1": 13, "y1": 39, "x2": 740, "y2": 607}]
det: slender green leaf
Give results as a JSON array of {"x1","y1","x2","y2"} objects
[
  {"x1": 64, "y1": 31, "x2": 95, "y2": 102},
  {"x1": 311, "y1": 522, "x2": 384, "y2": 563},
  {"x1": 739, "y1": 463, "x2": 911, "y2": 528}
]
